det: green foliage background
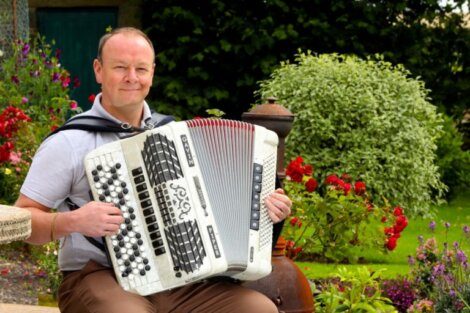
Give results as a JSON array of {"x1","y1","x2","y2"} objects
[
  {"x1": 142, "y1": 0, "x2": 468, "y2": 120},
  {"x1": 257, "y1": 53, "x2": 446, "y2": 216}
]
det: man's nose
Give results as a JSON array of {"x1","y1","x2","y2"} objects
[{"x1": 126, "y1": 68, "x2": 138, "y2": 82}]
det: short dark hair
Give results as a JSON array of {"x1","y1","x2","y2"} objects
[{"x1": 97, "y1": 27, "x2": 155, "y2": 62}]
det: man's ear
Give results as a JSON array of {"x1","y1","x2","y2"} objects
[{"x1": 93, "y1": 59, "x2": 103, "y2": 84}]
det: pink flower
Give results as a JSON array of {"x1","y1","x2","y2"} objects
[
  {"x1": 69, "y1": 101, "x2": 78, "y2": 110},
  {"x1": 9, "y1": 151, "x2": 22, "y2": 165},
  {"x1": 21, "y1": 97, "x2": 28, "y2": 104}
]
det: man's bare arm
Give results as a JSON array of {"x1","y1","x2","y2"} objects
[{"x1": 15, "y1": 194, "x2": 124, "y2": 244}]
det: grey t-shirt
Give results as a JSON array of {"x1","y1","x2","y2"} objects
[{"x1": 20, "y1": 93, "x2": 153, "y2": 271}]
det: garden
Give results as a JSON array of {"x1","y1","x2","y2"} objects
[{"x1": 1, "y1": 1, "x2": 469, "y2": 312}]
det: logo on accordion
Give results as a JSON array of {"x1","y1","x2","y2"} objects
[{"x1": 181, "y1": 135, "x2": 195, "y2": 167}]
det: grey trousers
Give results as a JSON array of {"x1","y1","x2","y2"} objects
[{"x1": 58, "y1": 260, "x2": 278, "y2": 313}]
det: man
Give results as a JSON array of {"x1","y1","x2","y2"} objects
[{"x1": 16, "y1": 27, "x2": 291, "y2": 313}]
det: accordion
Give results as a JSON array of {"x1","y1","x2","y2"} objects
[{"x1": 84, "y1": 119, "x2": 278, "y2": 295}]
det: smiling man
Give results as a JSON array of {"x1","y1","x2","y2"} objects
[{"x1": 15, "y1": 27, "x2": 291, "y2": 313}]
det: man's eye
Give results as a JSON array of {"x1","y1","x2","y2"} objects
[{"x1": 137, "y1": 68, "x2": 148, "y2": 72}]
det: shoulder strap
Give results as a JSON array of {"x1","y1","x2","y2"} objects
[{"x1": 46, "y1": 110, "x2": 175, "y2": 139}]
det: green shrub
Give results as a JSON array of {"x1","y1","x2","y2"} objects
[
  {"x1": 0, "y1": 35, "x2": 79, "y2": 298},
  {"x1": 257, "y1": 52, "x2": 446, "y2": 216},
  {"x1": 0, "y1": 35, "x2": 80, "y2": 204},
  {"x1": 435, "y1": 114, "x2": 470, "y2": 200}
]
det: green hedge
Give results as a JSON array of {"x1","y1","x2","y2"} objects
[{"x1": 257, "y1": 52, "x2": 446, "y2": 216}]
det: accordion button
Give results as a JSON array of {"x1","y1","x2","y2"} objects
[
  {"x1": 143, "y1": 258, "x2": 149, "y2": 265},
  {"x1": 116, "y1": 253, "x2": 121, "y2": 259},
  {"x1": 92, "y1": 170, "x2": 98, "y2": 176},
  {"x1": 132, "y1": 167, "x2": 143, "y2": 176},
  {"x1": 128, "y1": 207, "x2": 135, "y2": 214},
  {"x1": 116, "y1": 163, "x2": 121, "y2": 169},
  {"x1": 108, "y1": 179, "x2": 114, "y2": 185},
  {"x1": 140, "y1": 270, "x2": 146, "y2": 276},
  {"x1": 123, "y1": 188, "x2": 129, "y2": 194},
  {"x1": 110, "y1": 167, "x2": 116, "y2": 174},
  {"x1": 175, "y1": 272, "x2": 182, "y2": 278},
  {"x1": 134, "y1": 250, "x2": 140, "y2": 257},
  {"x1": 121, "y1": 182, "x2": 127, "y2": 188},
  {"x1": 145, "y1": 265, "x2": 151, "y2": 271},
  {"x1": 97, "y1": 165, "x2": 103, "y2": 171},
  {"x1": 130, "y1": 214, "x2": 136, "y2": 220},
  {"x1": 99, "y1": 195, "x2": 105, "y2": 201},
  {"x1": 102, "y1": 184, "x2": 108, "y2": 190},
  {"x1": 93, "y1": 176, "x2": 99, "y2": 182},
  {"x1": 114, "y1": 246, "x2": 119, "y2": 252},
  {"x1": 137, "y1": 239, "x2": 143, "y2": 246}
]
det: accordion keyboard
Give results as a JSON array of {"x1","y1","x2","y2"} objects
[{"x1": 90, "y1": 162, "x2": 155, "y2": 280}]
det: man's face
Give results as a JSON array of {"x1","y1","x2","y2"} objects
[{"x1": 93, "y1": 33, "x2": 155, "y2": 113}]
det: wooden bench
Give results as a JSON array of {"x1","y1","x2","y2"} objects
[{"x1": 0, "y1": 303, "x2": 59, "y2": 313}]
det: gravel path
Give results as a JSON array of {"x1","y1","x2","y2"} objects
[{"x1": 0, "y1": 246, "x2": 48, "y2": 305}]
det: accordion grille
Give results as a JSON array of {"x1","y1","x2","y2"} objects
[{"x1": 259, "y1": 152, "x2": 276, "y2": 248}]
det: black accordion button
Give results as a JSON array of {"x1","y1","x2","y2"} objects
[
  {"x1": 132, "y1": 167, "x2": 143, "y2": 176},
  {"x1": 154, "y1": 247, "x2": 165, "y2": 255},
  {"x1": 123, "y1": 188, "x2": 129, "y2": 194},
  {"x1": 129, "y1": 255, "x2": 135, "y2": 261},
  {"x1": 175, "y1": 272, "x2": 182, "y2": 278},
  {"x1": 135, "y1": 232, "x2": 141, "y2": 239},
  {"x1": 121, "y1": 229, "x2": 128, "y2": 236},
  {"x1": 116, "y1": 163, "x2": 121, "y2": 169},
  {"x1": 121, "y1": 182, "x2": 127, "y2": 188},
  {"x1": 145, "y1": 265, "x2": 151, "y2": 271},
  {"x1": 130, "y1": 213, "x2": 136, "y2": 220},
  {"x1": 110, "y1": 167, "x2": 116, "y2": 174},
  {"x1": 121, "y1": 272, "x2": 128, "y2": 278},
  {"x1": 136, "y1": 184, "x2": 147, "y2": 192},
  {"x1": 125, "y1": 218, "x2": 131, "y2": 225},
  {"x1": 137, "y1": 239, "x2": 143, "y2": 246},
  {"x1": 97, "y1": 165, "x2": 103, "y2": 171},
  {"x1": 112, "y1": 173, "x2": 118, "y2": 180},
  {"x1": 115, "y1": 252, "x2": 121, "y2": 259},
  {"x1": 117, "y1": 234, "x2": 123, "y2": 241},
  {"x1": 140, "y1": 270, "x2": 146, "y2": 276},
  {"x1": 92, "y1": 170, "x2": 98, "y2": 176},
  {"x1": 107, "y1": 179, "x2": 114, "y2": 185},
  {"x1": 113, "y1": 246, "x2": 119, "y2": 253},
  {"x1": 99, "y1": 195, "x2": 105, "y2": 201},
  {"x1": 93, "y1": 176, "x2": 99, "y2": 182},
  {"x1": 104, "y1": 190, "x2": 110, "y2": 196},
  {"x1": 134, "y1": 250, "x2": 140, "y2": 257},
  {"x1": 143, "y1": 258, "x2": 149, "y2": 265},
  {"x1": 134, "y1": 175, "x2": 145, "y2": 184},
  {"x1": 102, "y1": 184, "x2": 108, "y2": 190},
  {"x1": 124, "y1": 260, "x2": 130, "y2": 266}
]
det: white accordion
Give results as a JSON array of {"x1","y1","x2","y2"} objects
[{"x1": 84, "y1": 119, "x2": 278, "y2": 295}]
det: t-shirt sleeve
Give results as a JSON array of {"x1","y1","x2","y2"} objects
[{"x1": 20, "y1": 133, "x2": 77, "y2": 208}]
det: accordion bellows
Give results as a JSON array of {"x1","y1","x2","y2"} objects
[{"x1": 85, "y1": 119, "x2": 278, "y2": 295}]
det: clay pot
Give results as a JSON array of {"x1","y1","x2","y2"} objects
[{"x1": 242, "y1": 237, "x2": 315, "y2": 313}]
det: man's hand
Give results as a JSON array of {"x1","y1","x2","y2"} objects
[
  {"x1": 264, "y1": 188, "x2": 292, "y2": 223},
  {"x1": 71, "y1": 201, "x2": 124, "y2": 237}
]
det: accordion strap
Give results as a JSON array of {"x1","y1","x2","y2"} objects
[
  {"x1": 64, "y1": 197, "x2": 107, "y2": 252},
  {"x1": 46, "y1": 111, "x2": 175, "y2": 139}
]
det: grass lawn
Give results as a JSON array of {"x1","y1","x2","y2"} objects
[{"x1": 296, "y1": 191, "x2": 470, "y2": 279}]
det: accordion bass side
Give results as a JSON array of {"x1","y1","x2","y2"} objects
[{"x1": 84, "y1": 119, "x2": 278, "y2": 295}]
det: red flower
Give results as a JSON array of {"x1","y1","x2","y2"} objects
[
  {"x1": 393, "y1": 215, "x2": 408, "y2": 233},
  {"x1": 286, "y1": 240, "x2": 295, "y2": 249},
  {"x1": 289, "y1": 217, "x2": 299, "y2": 227},
  {"x1": 393, "y1": 206, "x2": 404, "y2": 216},
  {"x1": 88, "y1": 93, "x2": 96, "y2": 103},
  {"x1": 286, "y1": 157, "x2": 305, "y2": 183},
  {"x1": 354, "y1": 181, "x2": 366, "y2": 196},
  {"x1": 325, "y1": 174, "x2": 340, "y2": 185},
  {"x1": 305, "y1": 178, "x2": 318, "y2": 192},
  {"x1": 50, "y1": 125, "x2": 58, "y2": 132},
  {"x1": 304, "y1": 164, "x2": 313, "y2": 176},
  {"x1": 386, "y1": 236, "x2": 398, "y2": 251},
  {"x1": 381, "y1": 216, "x2": 387, "y2": 223},
  {"x1": 342, "y1": 183, "x2": 351, "y2": 195}
]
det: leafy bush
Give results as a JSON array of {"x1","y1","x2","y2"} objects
[
  {"x1": 0, "y1": 36, "x2": 80, "y2": 204},
  {"x1": 314, "y1": 267, "x2": 397, "y2": 312},
  {"x1": 257, "y1": 52, "x2": 445, "y2": 216},
  {"x1": 435, "y1": 114, "x2": 470, "y2": 199},
  {"x1": 0, "y1": 36, "x2": 79, "y2": 298},
  {"x1": 282, "y1": 156, "x2": 408, "y2": 263}
]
